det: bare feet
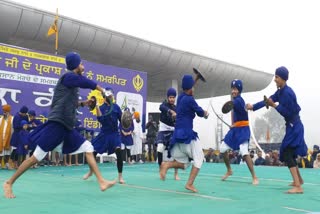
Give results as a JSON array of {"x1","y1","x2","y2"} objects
[
  {"x1": 159, "y1": 162, "x2": 169, "y2": 180},
  {"x1": 174, "y1": 175, "x2": 180, "y2": 181},
  {"x1": 185, "y1": 184, "x2": 198, "y2": 193},
  {"x1": 118, "y1": 178, "x2": 125, "y2": 184},
  {"x1": 83, "y1": 171, "x2": 93, "y2": 180},
  {"x1": 3, "y1": 182, "x2": 15, "y2": 199},
  {"x1": 285, "y1": 186, "x2": 303, "y2": 194},
  {"x1": 99, "y1": 179, "x2": 116, "y2": 191},
  {"x1": 221, "y1": 170, "x2": 233, "y2": 181},
  {"x1": 252, "y1": 177, "x2": 259, "y2": 185}
]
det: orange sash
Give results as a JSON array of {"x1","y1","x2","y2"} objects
[{"x1": 233, "y1": 120, "x2": 249, "y2": 127}]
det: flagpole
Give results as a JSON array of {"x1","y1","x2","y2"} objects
[{"x1": 55, "y1": 8, "x2": 59, "y2": 55}]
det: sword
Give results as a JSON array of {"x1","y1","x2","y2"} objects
[
  {"x1": 209, "y1": 100, "x2": 231, "y2": 128},
  {"x1": 247, "y1": 110, "x2": 266, "y2": 157}
]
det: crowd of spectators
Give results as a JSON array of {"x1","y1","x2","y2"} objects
[{"x1": 204, "y1": 144, "x2": 320, "y2": 168}]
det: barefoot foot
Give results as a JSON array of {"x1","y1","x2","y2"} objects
[
  {"x1": 174, "y1": 175, "x2": 180, "y2": 181},
  {"x1": 118, "y1": 178, "x2": 125, "y2": 184},
  {"x1": 185, "y1": 184, "x2": 198, "y2": 193},
  {"x1": 285, "y1": 186, "x2": 303, "y2": 194},
  {"x1": 100, "y1": 180, "x2": 116, "y2": 191},
  {"x1": 3, "y1": 182, "x2": 15, "y2": 199},
  {"x1": 252, "y1": 177, "x2": 259, "y2": 185},
  {"x1": 83, "y1": 171, "x2": 93, "y2": 180},
  {"x1": 221, "y1": 171, "x2": 233, "y2": 181}
]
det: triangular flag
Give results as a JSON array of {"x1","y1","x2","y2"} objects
[{"x1": 47, "y1": 22, "x2": 57, "y2": 37}]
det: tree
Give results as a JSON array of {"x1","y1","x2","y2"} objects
[
  {"x1": 253, "y1": 108, "x2": 285, "y2": 143},
  {"x1": 253, "y1": 117, "x2": 268, "y2": 142}
]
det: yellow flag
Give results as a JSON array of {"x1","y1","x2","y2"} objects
[
  {"x1": 47, "y1": 9, "x2": 58, "y2": 37},
  {"x1": 47, "y1": 8, "x2": 59, "y2": 54},
  {"x1": 47, "y1": 21, "x2": 57, "y2": 37}
]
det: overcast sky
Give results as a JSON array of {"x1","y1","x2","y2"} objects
[{"x1": 12, "y1": 0, "x2": 320, "y2": 149}]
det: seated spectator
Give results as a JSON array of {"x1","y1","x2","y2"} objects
[
  {"x1": 205, "y1": 148, "x2": 216, "y2": 163},
  {"x1": 313, "y1": 153, "x2": 320, "y2": 168},
  {"x1": 255, "y1": 151, "x2": 266, "y2": 166},
  {"x1": 264, "y1": 154, "x2": 272, "y2": 165},
  {"x1": 271, "y1": 150, "x2": 282, "y2": 166}
]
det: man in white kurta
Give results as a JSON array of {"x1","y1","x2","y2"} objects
[{"x1": 131, "y1": 112, "x2": 144, "y2": 163}]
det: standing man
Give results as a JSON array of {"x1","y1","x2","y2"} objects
[
  {"x1": 131, "y1": 112, "x2": 144, "y2": 163},
  {"x1": 0, "y1": 105, "x2": 13, "y2": 169},
  {"x1": 10, "y1": 106, "x2": 29, "y2": 169},
  {"x1": 160, "y1": 75, "x2": 209, "y2": 193},
  {"x1": 156, "y1": 88, "x2": 179, "y2": 180},
  {"x1": 220, "y1": 80, "x2": 258, "y2": 185},
  {"x1": 247, "y1": 66, "x2": 307, "y2": 194},
  {"x1": 146, "y1": 115, "x2": 158, "y2": 162},
  {"x1": 3, "y1": 52, "x2": 116, "y2": 198}
]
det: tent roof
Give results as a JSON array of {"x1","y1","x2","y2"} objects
[{"x1": 0, "y1": 0, "x2": 273, "y2": 102}]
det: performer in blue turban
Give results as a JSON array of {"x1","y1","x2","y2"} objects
[
  {"x1": 220, "y1": 79, "x2": 259, "y2": 185},
  {"x1": 160, "y1": 75, "x2": 209, "y2": 193},
  {"x1": 156, "y1": 87, "x2": 180, "y2": 180},
  {"x1": 247, "y1": 66, "x2": 307, "y2": 194},
  {"x1": 4, "y1": 52, "x2": 116, "y2": 199}
]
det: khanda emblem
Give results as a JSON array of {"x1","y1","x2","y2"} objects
[{"x1": 133, "y1": 74, "x2": 143, "y2": 92}]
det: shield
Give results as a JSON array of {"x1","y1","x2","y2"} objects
[
  {"x1": 193, "y1": 68, "x2": 206, "y2": 82},
  {"x1": 121, "y1": 110, "x2": 133, "y2": 129},
  {"x1": 222, "y1": 101, "x2": 234, "y2": 114}
]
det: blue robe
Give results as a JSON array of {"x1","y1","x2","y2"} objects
[
  {"x1": 253, "y1": 84, "x2": 307, "y2": 161},
  {"x1": 17, "y1": 129, "x2": 29, "y2": 155},
  {"x1": 10, "y1": 113, "x2": 29, "y2": 147},
  {"x1": 224, "y1": 95, "x2": 250, "y2": 150},
  {"x1": 171, "y1": 92, "x2": 205, "y2": 146},
  {"x1": 156, "y1": 100, "x2": 176, "y2": 150},
  {"x1": 120, "y1": 122, "x2": 134, "y2": 147},
  {"x1": 92, "y1": 103, "x2": 122, "y2": 154}
]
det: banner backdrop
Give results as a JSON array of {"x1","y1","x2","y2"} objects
[{"x1": 0, "y1": 44, "x2": 147, "y2": 131}]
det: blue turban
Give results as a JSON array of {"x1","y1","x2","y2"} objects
[
  {"x1": 167, "y1": 88, "x2": 177, "y2": 97},
  {"x1": 231, "y1": 79, "x2": 243, "y2": 93},
  {"x1": 182, "y1": 75, "x2": 194, "y2": 90},
  {"x1": 20, "y1": 106, "x2": 28, "y2": 114},
  {"x1": 275, "y1": 66, "x2": 289, "y2": 81},
  {"x1": 28, "y1": 110, "x2": 36, "y2": 116},
  {"x1": 20, "y1": 120, "x2": 28, "y2": 127},
  {"x1": 66, "y1": 52, "x2": 81, "y2": 70}
]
